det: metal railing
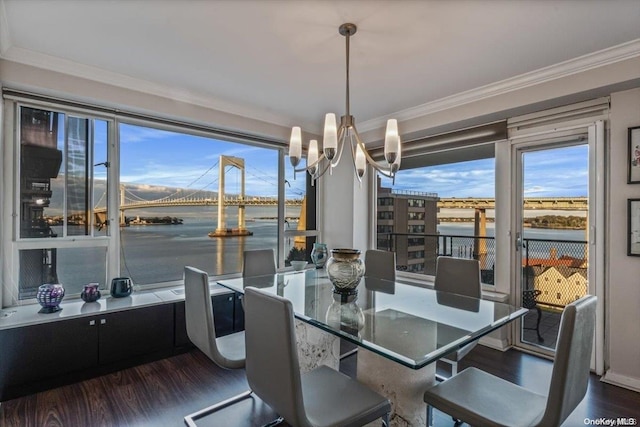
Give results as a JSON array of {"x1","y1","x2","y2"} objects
[{"x1": 379, "y1": 232, "x2": 588, "y2": 309}]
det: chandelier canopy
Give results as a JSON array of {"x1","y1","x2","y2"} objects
[{"x1": 289, "y1": 23, "x2": 402, "y2": 184}]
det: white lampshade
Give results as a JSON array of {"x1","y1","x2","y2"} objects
[
  {"x1": 355, "y1": 144, "x2": 366, "y2": 178},
  {"x1": 323, "y1": 113, "x2": 338, "y2": 160},
  {"x1": 289, "y1": 126, "x2": 302, "y2": 167},
  {"x1": 384, "y1": 119, "x2": 399, "y2": 166},
  {"x1": 308, "y1": 139, "x2": 319, "y2": 175}
]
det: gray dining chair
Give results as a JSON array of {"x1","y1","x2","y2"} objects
[
  {"x1": 243, "y1": 248, "x2": 277, "y2": 277},
  {"x1": 434, "y1": 256, "x2": 482, "y2": 376},
  {"x1": 244, "y1": 286, "x2": 392, "y2": 427},
  {"x1": 183, "y1": 266, "x2": 250, "y2": 426},
  {"x1": 365, "y1": 249, "x2": 396, "y2": 281},
  {"x1": 424, "y1": 295, "x2": 597, "y2": 427}
]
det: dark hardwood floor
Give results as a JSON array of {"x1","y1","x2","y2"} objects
[{"x1": 1, "y1": 345, "x2": 639, "y2": 426}]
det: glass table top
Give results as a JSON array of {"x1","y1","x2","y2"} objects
[{"x1": 218, "y1": 269, "x2": 527, "y2": 369}]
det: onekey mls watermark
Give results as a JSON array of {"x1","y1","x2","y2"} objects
[{"x1": 584, "y1": 418, "x2": 638, "y2": 426}]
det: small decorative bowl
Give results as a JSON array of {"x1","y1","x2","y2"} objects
[
  {"x1": 81, "y1": 283, "x2": 101, "y2": 303},
  {"x1": 36, "y1": 283, "x2": 65, "y2": 314},
  {"x1": 290, "y1": 261, "x2": 307, "y2": 271}
]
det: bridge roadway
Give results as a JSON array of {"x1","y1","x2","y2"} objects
[
  {"x1": 95, "y1": 196, "x2": 303, "y2": 214},
  {"x1": 438, "y1": 197, "x2": 587, "y2": 211},
  {"x1": 96, "y1": 196, "x2": 587, "y2": 213}
]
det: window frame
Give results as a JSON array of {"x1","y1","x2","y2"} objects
[{"x1": 2, "y1": 93, "x2": 314, "y2": 307}]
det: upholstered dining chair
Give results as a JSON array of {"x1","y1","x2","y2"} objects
[
  {"x1": 424, "y1": 295, "x2": 597, "y2": 427},
  {"x1": 433, "y1": 256, "x2": 482, "y2": 376},
  {"x1": 183, "y1": 266, "x2": 249, "y2": 426},
  {"x1": 244, "y1": 286, "x2": 392, "y2": 427},
  {"x1": 242, "y1": 248, "x2": 277, "y2": 277},
  {"x1": 364, "y1": 249, "x2": 396, "y2": 282}
]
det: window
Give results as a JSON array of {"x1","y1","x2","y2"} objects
[
  {"x1": 118, "y1": 123, "x2": 284, "y2": 284},
  {"x1": 374, "y1": 122, "x2": 501, "y2": 281},
  {"x1": 3, "y1": 95, "x2": 308, "y2": 304},
  {"x1": 378, "y1": 211, "x2": 394, "y2": 220},
  {"x1": 16, "y1": 106, "x2": 110, "y2": 298}
]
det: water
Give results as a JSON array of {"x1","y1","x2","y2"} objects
[
  {"x1": 120, "y1": 206, "x2": 290, "y2": 285},
  {"x1": 50, "y1": 208, "x2": 585, "y2": 294}
]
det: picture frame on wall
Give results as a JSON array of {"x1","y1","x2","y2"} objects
[
  {"x1": 627, "y1": 126, "x2": 640, "y2": 183},
  {"x1": 628, "y1": 199, "x2": 640, "y2": 256}
]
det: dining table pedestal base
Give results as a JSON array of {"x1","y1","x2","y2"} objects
[
  {"x1": 357, "y1": 347, "x2": 436, "y2": 427},
  {"x1": 295, "y1": 318, "x2": 340, "y2": 372}
]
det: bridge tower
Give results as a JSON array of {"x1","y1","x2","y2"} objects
[
  {"x1": 473, "y1": 208, "x2": 488, "y2": 268},
  {"x1": 209, "y1": 155, "x2": 253, "y2": 237}
]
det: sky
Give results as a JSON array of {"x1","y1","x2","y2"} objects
[{"x1": 117, "y1": 123, "x2": 589, "y2": 199}]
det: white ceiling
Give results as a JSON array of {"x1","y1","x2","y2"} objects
[{"x1": 1, "y1": 0, "x2": 639, "y2": 133}]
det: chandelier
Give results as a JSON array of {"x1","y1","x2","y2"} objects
[{"x1": 288, "y1": 23, "x2": 402, "y2": 184}]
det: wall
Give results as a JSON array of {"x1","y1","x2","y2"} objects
[{"x1": 603, "y1": 88, "x2": 640, "y2": 391}]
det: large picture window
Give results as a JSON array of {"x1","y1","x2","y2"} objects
[
  {"x1": 3, "y1": 96, "x2": 312, "y2": 305},
  {"x1": 118, "y1": 123, "x2": 282, "y2": 284},
  {"x1": 377, "y1": 151, "x2": 496, "y2": 281}
]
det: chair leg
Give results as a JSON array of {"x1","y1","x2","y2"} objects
[
  {"x1": 535, "y1": 306, "x2": 544, "y2": 342},
  {"x1": 184, "y1": 390, "x2": 253, "y2": 426},
  {"x1": 426, "y1": 405, "x2": 433, "y2": 427},
  {"x1": 381, "y1": 412, "x2": 390, "y2": 427},
  {"x1": 261, "y1": 416, "x2": 285, "y2": 427}
]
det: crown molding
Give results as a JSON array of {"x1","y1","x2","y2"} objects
[
  {"x1": 0, "y1": 45, "x2": 307, "y2": 131},
  {"x1": 358, "y1": 39, "x2": 640, "y2": 133},
  {"x1": 0, "y1": 0, "x2": 10, "y2": 56}
]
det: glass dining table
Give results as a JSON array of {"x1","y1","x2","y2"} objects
[{"x1": 217, "y1": 269, "x2": 527, "y2": 426}]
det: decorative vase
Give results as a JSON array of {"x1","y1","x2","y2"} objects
[
  {"x1": 310, "y1": 243, "x2": 328, "y2": 269},
  {"x1": 36, "y1": 283, "x2": 65, "y2": 313},
  {"x1": 325, "y1": 249, "x2": 365, "y2": 295},
  {"x1": 81, "y1": 283, "x2": 101, "y2": 303}
]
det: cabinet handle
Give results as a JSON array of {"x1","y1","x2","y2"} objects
[
  {"x1": 100, "y1": 319, "x2": 107, "y2": 325},
  {"x1": 89, "y1": 320, "x2": 96, "y2": 326},
  {"x1": 228, "y1": 296, "x2": 233, "y2": 302},
  {"x1": 238, "y1": 295, "x2": 243, "y2": 300}
]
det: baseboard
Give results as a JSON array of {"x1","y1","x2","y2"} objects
[
  {"x1": 601, "y1": 370, "x2": 640, "y2": 393},
  {"x1": 479, "y1": 336, "x2": 509, "y2": 351}
]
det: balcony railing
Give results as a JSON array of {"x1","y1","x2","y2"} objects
[{"x1": 378, "y1": 232, "x2": 588, "y2": 309}]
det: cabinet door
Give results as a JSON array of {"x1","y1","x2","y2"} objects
[
  {"x1": 98, "y1": 305, "x2": 173, "y2": 365},
  {"x1": 0, "y1": 317, "x2": 98, "y2": 398},
  {"x1": 212, "y1": 293, "x2": 234, "y2": 337},
  {"x1": 234, "y1": 292, "x2": 245, "y2": 332},
  {"x1": 173, "y1": 301, "x2": 191, "y2": 349}
]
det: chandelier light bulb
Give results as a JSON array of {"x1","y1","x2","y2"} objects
[
  {"x1": 289, "y1": 126, "x2": 302, "y2": 168},
  {"x1": 355, "y1": 144, "x2": 366, "y2": 179},
  {"x1": 384, "y1": 119, "x2": 399, "y2": 166},
  {"x1": 324, "y1": 113, "x2": 338, "y2": 160},
  {"x1": 308, "y1": 139, "x2": 319, "y2": 175}
]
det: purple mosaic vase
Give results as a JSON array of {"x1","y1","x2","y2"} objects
[{"x1": 36, "y1": 283, "x2": 65, "y2": 314}]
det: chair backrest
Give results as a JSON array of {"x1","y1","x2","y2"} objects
[
  {"x1": 242, "y1": 249, "x2": 276, "y2": 277},
  {"x1": 184, "y1": 266, "x2": 224, "y2": 364},
  {"x1": 539, "y1": 295, "x2": 597, "y2": 426},
  {"x1": 434, "y1": 256, "x2": 482, "y2": 298},
  {"x1": 365, "y1": 249, "x2": 396, "y2": 281},
  {"x1": 244, "y1": 287, "x2": 307, "y2": 426}
]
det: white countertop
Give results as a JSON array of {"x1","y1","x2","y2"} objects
[{"x1": 0, "y1": 283, "x2": 233, "y2": 331}]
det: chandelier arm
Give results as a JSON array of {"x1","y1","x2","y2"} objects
[
  {"x1": 312, "y1": 156, "x2": 333, "y2": 180},
  {"x1": 352, "y1": 124, "x2": 395, "y2": 175},
  {"x1": 293, "y1": 151, "x2": 327, "y2": 173}
]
